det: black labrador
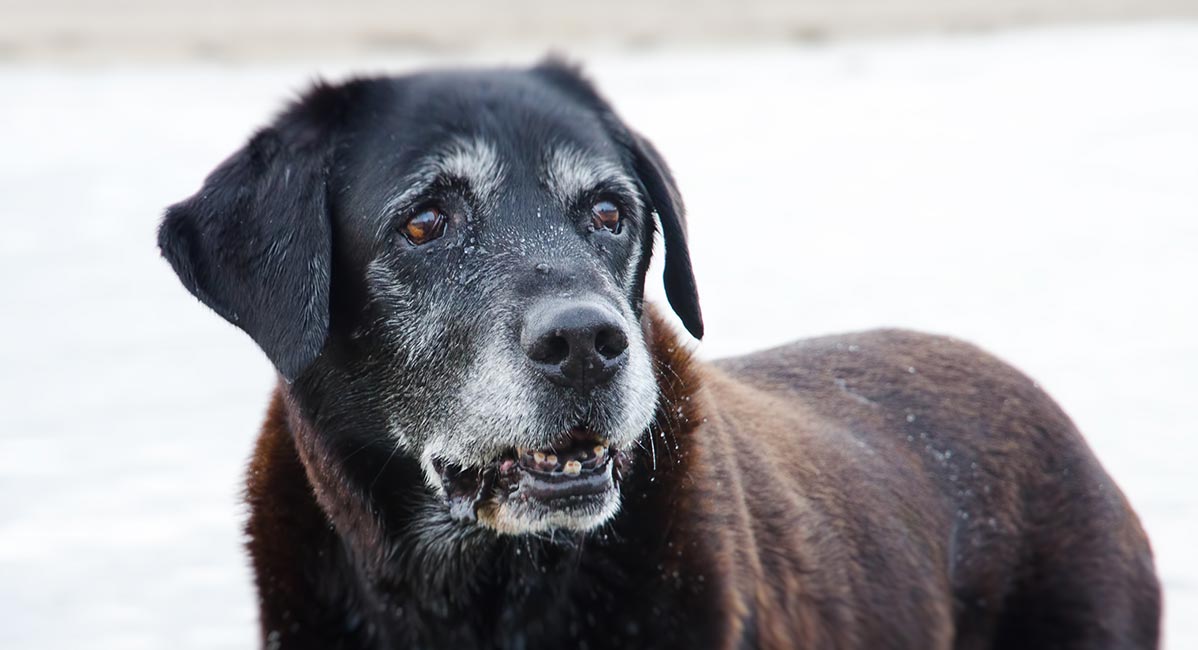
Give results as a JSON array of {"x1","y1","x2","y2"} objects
[{"x1": 159, "y1": 61, "x2": 1161, "y2": 649}]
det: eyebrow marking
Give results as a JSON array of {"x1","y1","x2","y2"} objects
[
  {"x1": 437, "y1": 137, "x2": 505, "y2": 203},
  {"x1": 378, "y1": 137, "x2": 506, "y2": 235},
  {"x1": 542, "y1": 145, "x2": 643, "y2": 214}
]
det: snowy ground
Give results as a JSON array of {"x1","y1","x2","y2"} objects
[{"x1": 1, "y1": 22, "x2": 1195, "y2": 649}]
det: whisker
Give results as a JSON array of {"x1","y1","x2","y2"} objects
[{"x1": 369, "y1": 438, "x2": 403, "y2": 492}]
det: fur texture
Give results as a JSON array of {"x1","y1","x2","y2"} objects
[
  {"x1": 160, "y1": 62, "x2": 1160, "y2": 649},
  {"x1": 244, "y1": 311, "x2": 1161, "y2": 649}
]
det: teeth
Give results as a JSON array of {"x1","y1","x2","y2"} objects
[
  {"x1": 563, "y1": 460, "x2": 582, "y2": 476},
  {"x1": 533, "y1": 451, "x2": 545, "y2": 464},
  {"x1": 516, "y1": 446, "x2": 527, "y2": 455},
  {"x1": 593, "y1": 445, "x2": 605, "y2": 458},
  {"x1": 545, "y1": 454, "x2": 558, "y2": 466}
]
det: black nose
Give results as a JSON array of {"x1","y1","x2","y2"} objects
[{"x1": 522, "y1": 301, "x2": 629, "y2": 391}]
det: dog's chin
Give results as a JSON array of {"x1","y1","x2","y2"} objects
[
  {"x1": 480, "y1": 473, "x2": 623, "y2": 535},
  {"x1": 431, "y1": 430, "x2": 631, "y2": 535}
]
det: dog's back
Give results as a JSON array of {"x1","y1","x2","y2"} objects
[{"x1": 699, "y1": 329, "x2": 1160, "y2": 648}]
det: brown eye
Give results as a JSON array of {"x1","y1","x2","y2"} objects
[
  {"x1": 591, "y1": 200, "x2": 621, "y2": 233},
  {"x1": 403, "y1": 208, "x2": 447, "y2": 245}
]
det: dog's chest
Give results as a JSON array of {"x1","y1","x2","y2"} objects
[{"x1": 369, "y1": 535, "x2": 729, "y2": 650}]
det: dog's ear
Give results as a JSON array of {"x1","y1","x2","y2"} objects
[
  {"x1": 626, "y1": 132, "x2": 704, "y2": 340},
  {"x1": 158, "y1": 83, "x2": 351, "y2": 380},
  {"x1": 532, "y1": 58, "x2": 704, "y2": 339}
]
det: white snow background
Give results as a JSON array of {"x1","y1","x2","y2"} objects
[{"x1": 1, "y1": 23, "x2": 1195, "y2": 649}]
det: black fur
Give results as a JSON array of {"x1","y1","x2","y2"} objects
[
  {"x1": 160, "y1": 61, "x2": 1160, "y2": 650},
  {"x1": 160, "y1": 63, "x2": 702, "y2": 383},
  {"x1": 157, "y1": 84, "x2": 358, "y2": 379}
]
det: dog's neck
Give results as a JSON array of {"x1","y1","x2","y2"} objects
[{"x1": 273, "y1": 308, "x2": 707, "y2": 637}]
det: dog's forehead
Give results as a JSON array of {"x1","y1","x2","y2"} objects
[{"x1": 338, "y1": 72, "x2": 633, "y2": 226}]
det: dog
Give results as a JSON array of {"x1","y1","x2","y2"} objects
[{"x1": 158, "y1": 61, "x2": 1161, "y2": 649}]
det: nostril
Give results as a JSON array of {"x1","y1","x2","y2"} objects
[
  {"x1": 543, "y1": 333, "x2": 571, "y2": 365},
  {"x1": 595, "y1": 326, "x2": 628, "y2": 360},
  {"x1": 528, "y1": 332, "x2": 570, "y2": 365}
]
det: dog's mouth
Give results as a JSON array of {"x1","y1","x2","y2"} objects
[{"x1": 432, "y1": 429, "x2": 630, "y2": 532}]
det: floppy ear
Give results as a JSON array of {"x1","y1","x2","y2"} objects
[
  {"x1": 628, "y1": 133, "x2": 704, "y2": 340},
  {"x1": 158, "y1": 111, "x2": 334, "y2": 380}
]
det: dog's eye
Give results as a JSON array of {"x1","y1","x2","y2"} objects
[
  {"x1": 403, "y1": 208, "x2": 447, "y2": 245},
  {"x1": 591, "y1": 200, "x2": 621, "y2": 233}
]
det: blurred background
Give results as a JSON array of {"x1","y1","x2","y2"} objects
[{"x1": 1, "y1": 1, "x2": 1196, "y2": 648}]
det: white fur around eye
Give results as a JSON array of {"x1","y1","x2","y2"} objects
[
  {"x1": 377, "y1": 137, "x2": 506, "y2": 240},
  {"x1": 543, "y1": 145, "x2": 643, "y2": 215}
]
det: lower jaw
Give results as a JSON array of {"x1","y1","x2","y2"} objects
[
  {"x1": 478, "y1": 475, "x2": 623, "y2": 535},
  {"x1": 441, "y1": 451, "x2": 628, "y2": 534}
]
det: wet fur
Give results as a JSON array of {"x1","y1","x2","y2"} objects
[{"x1": 161, "y1": 63, "x2": 1160, "y2": 649}]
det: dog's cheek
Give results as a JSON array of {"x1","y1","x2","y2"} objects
[
  {"x1": 360, "y1": 321, "x2": 470, "y2": 454},
  {"x1": 616, "y1": 332, "x2": 660, "y2": 444},
  {"x1": 452, "y1": 346, "x2": 543, "y2": 451},
  {"x1": 421, "y1": 308, "x2": 543, "y2": 463}
]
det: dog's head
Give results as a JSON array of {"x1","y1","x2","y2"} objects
[{"x1": 159, "y1": 61, "x2": 701, "y2": 536}]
